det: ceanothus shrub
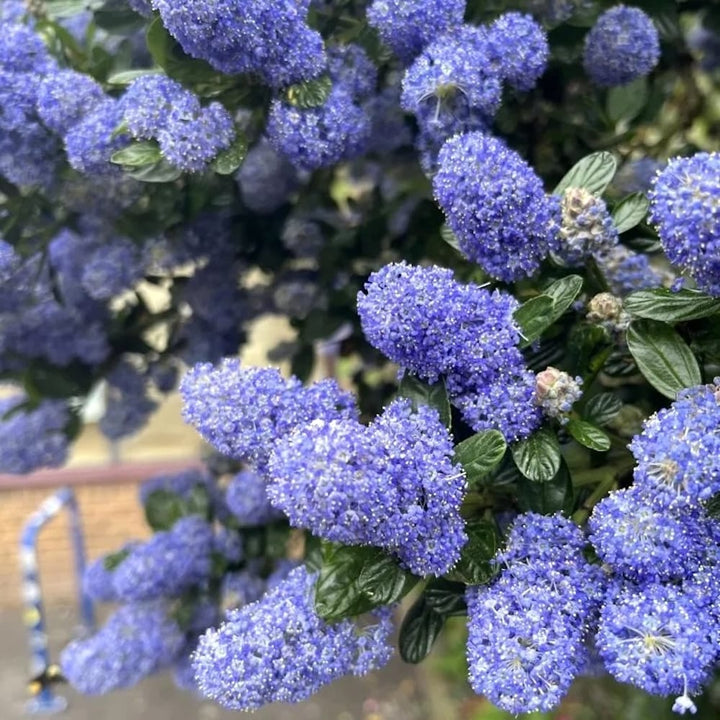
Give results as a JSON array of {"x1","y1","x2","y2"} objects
[{"x1": 2, "y1": 0, "x2": 720, "y2": 716}]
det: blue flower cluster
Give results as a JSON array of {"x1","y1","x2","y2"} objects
[
  {"x1": 466, "y1": 513, "x2": 603, "y2": 714},
  {"x1": 0, "y1": 25, "x2": 60, "y2": 187},
  {"x1": 151, "y1": 0, "x2": 326, "y2": 88},
  {"x1": 0, "y1": 395, "x2": 70, "y2": 474},
  {"x1": 139, "y1": 468, "x2": 213, "y2": 506},
  {"x1": 192, "y1": 566, "x2": 394, "y2": 709},
  {"x1": 225, "y1": 469, "x2": 283, "y2": 526},
  {"x1": 122, "y1": 75, "x2": 235, "y2": 173},
  {"x1": 357, "y1": 262, "x2": 541, "y2": 440},
  {"x1": 597, "y1": 245, "x2": 667, "y2": 296},
  {"x1": 583, "y1": 6, "x2": 660, "y2": 87},
  {"x1": 180, "y1": 358, "x2": 357, "y2": 470},
  {"x1": 268, "y1": 398, "x2": 466, "y2": 575},
  {"x1": 649, "y1": 152, "x2": 720, "y2": 296},
  {"x1": 105, "y1": 516, "x2": 214, "y2": 602},
  {"x1": 60, "y1": 601, "x2": 185, "y2": 694},
  {"x1": 433, "y1": 132, "x2": 560, "y2": 281},
  {"x1": 267, "y1": 87, "x2": 371, "y2": 171},
  {"x1": 629, "y1": 380, "x2": 720, "y2": 507},
  {"x1": 366, "y1": 0, "x2": 466, "y2": 63},
  {"x1": 401, "y1": 15, "x2": 547, "y2": 166}
]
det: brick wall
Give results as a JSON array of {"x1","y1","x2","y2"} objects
[{"x1": 0, "y1": 461, "x2": 201, "y2": 608}]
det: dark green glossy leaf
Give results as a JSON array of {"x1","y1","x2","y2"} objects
[
  {"x1": 554, "y1": 152, "x2": 617, "y2": 196},
  {"x1": 284, "y1": 75, "x2": 332, "y2": 109},
  {"x1": 144, "y1": 489, "x2": 187, "y2": 531},
  {"x1": 398, "y1": 375, "x2": 451, "y2": 428},
  {"x1": 211, "y1": 132, "x2": 248, "y2": 175},
  {"x1": 315, "y1": 544, "x2": 415, "y2": 622},
  {"x1": 514, "y1": 295, "x2": 554, "y2": 346},
  {"x1": 423, "y1": 579, "x2": 467, "y2": 616},
  {"x1": 612, "y1": 193, "x2": 649, "y2": 234},
  {"x1": 111, "y1": 141, "x2": 162, "y2": 168},
  {"x1": 624, "y1": 289, "x2": 720, "y2": 323},
  {"x1": 511, "y1": 427, "x2": 562, "y2": 483},
  {"x1": 440, "y1": 224, "x2": 461, "y2": 252},
  {"x1": 626, "y1": 319, "x2": 702, "y2": 399},
  {"x1": 566, "y1": 419, "x2": 611, "y2": 452},
  {"x1": 516, "y1": 458, "x2": 574, "y2": 515},
  {"x1": 398, "y1": 596, "x2": 445, "y2": 664},
  {"x1": 583, "y1": 392, "x2": 622, "y2": 426},
  {"x1": 454, "y1": 430, "x2": 506, "y2": 486},
  {"x1": 542, "y1": 275, "x2": 584, "y2": 318},
  {"x1": 446, "y1": 519, "x2": 499, "y2": 586}
]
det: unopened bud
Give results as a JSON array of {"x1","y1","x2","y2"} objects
[{"x1": 535, "y1": 366, "x2": 583, "y2": 422}]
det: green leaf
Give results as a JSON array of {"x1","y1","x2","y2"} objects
[
  {"x1": 106, "y1": 69, "x2": 162, "y2": 86},
  {"x1": 211, "y1": 132, "x2": 248, "y2": 175},
  {"x1": 583, "y1": 392, "x2": 622, "y2": 426},
  {"x1": 44, "y1": 0, "x2": 104, "y2": 18},
  {"x1": 516, "y1": 458, "x2": 574, "y2": 515},
  {"x1": 111, "y1": 141, "x2": 162, "y2": 168},
  {"x1": 284, "y1": 75, "x2": 332, "y2": 109},
  {"x1": 511, "y1": 427, "x2": 562, "y2": 483},
  {"x1": 314, "y1": 544, "x2": 416, "y2": 622},
  {"x1": 446, "y1": 519, "x2": 499, "y2": 586},
  {"x1": 102, "y1": 547, "x2": 131, "y2": 571},
  {"x1": 397, "y1": 375, "x2": 451, "y2": 428},
  {"x1": 144, "y1": 489, "x2": 187, "y2": 531},
  {"x1": 624, "y1": 289, "x2": 720, "y2": 323},
  {"x1": 440, "y1": 224, "x2": 461, "y2": 252},
  {"x1": 543, "y1": 275, "x2": 584, "y2": 317},
  {"x1": 423, "y1": 579, "x2": 467, "y2": 616},
  {"x1": 554, "y1": 152, "x2": 617, "y2": 196},
  {"x1": 454, "y1": 430, "x2": 506, "y2": 486},
  {"x1": 612, "y1": 193, "x2": 649, "y2": 234},
  {"x1": 606, "y1": 77, "x2": 648, "y2": 125},
  {"x1": 566, "y1": 419, "x2": 611, "y2": 452},
  {"x1": 398, "y1": 596, "x2": 445, "y2": 664},
  {"x1": 514, "y1": 295, "x2": 554, "y2": 346},
  {"x1": 626, "y1": 319, "x2": 702, "y2": 399},
  {"x1": 126, "y1": 158, "x2": 183, "y2": 183}
]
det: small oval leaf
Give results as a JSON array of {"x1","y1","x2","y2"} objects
[
  {"x1": 612, "y1": 193, "x2": 649, "y2": 234},
  {"x1": 554, "y1": 152, "x2": 617, "y2": 196},
  {"x1": 511, "y1": 428, "x2": 562, "y2": 483},
  {"x1": 624, "y1": 289, "x2": 720, "y2": 323},
  {"x1": 566, "y1": 419, "x2": 611, "y2": 452}
]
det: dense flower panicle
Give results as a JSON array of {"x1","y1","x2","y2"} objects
[
  {"x1": 268, "y1": 398, "x2": 467, "y2": 576},
  {"x1": 36, "y1": 70, "x2": 106, "y2": 136},
  {"x1": 180, "y1": 359, "x2": 357, "y2": 469},
  {"x1": 0, "y1": 25, "x2": 55, "y2": 73},
  {"x1": 401, "y1": 26, "x2": 502, "y2": 140},
  {"x1": 589, "y1": 487, "x2": 711, "y2": 582},
  {"x1": 596, "y1": 581, "x2": 718, "y2": 698},
  {"x1": 112, "y1": 516, "x2": 213, "y2": 601},
  {"x1": 0, "y1": 396, "x2": 70, "y2": 474},
  {"x1": 83, "y1": 544, "x2": 138, "y2": 602},
  {"x1": 597, "y1": 245, "x2": 666, "y2": 296},
  {"x1": 649, "y1": 153, "x2": 720, "y2": 296},
  {"x1": 363, "y1": 84, "x2": 413, "y2": 155},
  {"x1": 226, "y1": 469, "x2": 283, "y2": 526},
  {"x1": 583, "y1": 6, "x2": 660, "y2": 87},
  {"x1": 629, "y1": 381, "x2": 720, "y2": 506},
  {"x1": 487, "y1": 12, "x2": 549, "y2": 91},
  {"x1": 267, "y1": 88, "x2": 371, "y2": 171},
  {"x1": 64, "y1": 99, "x2": 129, "y2": 176},
  {"x1": 235, "y1": 139, "x2": 300, "y2": 213},
  {"x1": 122, "y1": 74, "x2": 197, "y2": 140},
  {"x1": 99, "y1": 362, "x2": 157, "y2": 440},
  {"x1": 81, "y1": 236, "x2": 143, "y2": 300},
  {"x1": 221, "y1": 569, "x2": 267, "y2": 612},
  {"x1": 328, "y1": 45, "x2": 378, "y2": 101},
  {"x1": 158, "y1": 102, "x2": 235, "y2": 173},
  {"x1": 467, "y1": 513, "x2": 604, "y2": 714},
  {"x1": 433, "y1": 132, "x2": 560, "y2": 281},
  {"x1": 357, "y1": 262, "x2": 541, "y2": 440},
  {"x1": 1, "y1": 0, "x2": 27, "y2": 23},
  {"x1": 192, "y1": 566, "x2": 393, "y2": 710},
  {"x1": 557, "y1": 187, "x2": 618, "y2": 265},
  {"x1": 534, "y1": 367, "x2": 583, "y2": 422},
  {"x1": 614, "y1": 158, "x2": 663, "y2": 194},
  {"x1": 61, "y1": 601, "x2": 185, "y2": 695},
  {"x1": 366, "y1": 0, "x2": 466, "y2": 63},
  {"x1": 151, "y1": 0, "x2": 326, "y2": 87}
]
